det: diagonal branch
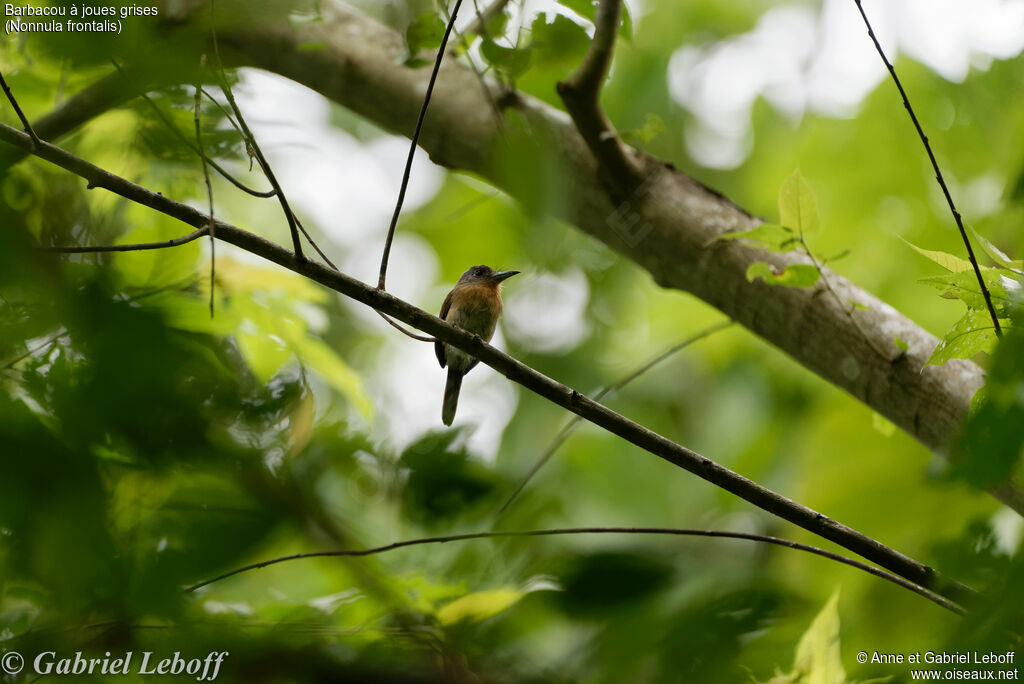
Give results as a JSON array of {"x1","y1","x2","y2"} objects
[
  {"x1": 556, "y1": 0, "x2": 643, "y2": 189},
  {"x1": 1, "y1": 121, "x2": 973, "y2": 603},
  {"x1": 194, "y1": 74, "x2": 218, "y2": 317},
  {"x1": 496, "y1": 319, "x2": 734, "y2": 517},
  {"x1": 466, "y1": 0, "x2": 512, "y2": 36},
  {"x1": 209, "y1": 21, "x2": 305, "y2": 259},
  {"x1": 37, "y1": 227, "x2": 209, "y2": 252},
  {"x1": 183, "y1": 526, "x2": 964, "y2": 615},
  {"x1": 0, "y1": 69, "x2": 41, "y2": 147},
  {"x1": 852, "y1": 0, "x2": 1001, "y2": 338}
]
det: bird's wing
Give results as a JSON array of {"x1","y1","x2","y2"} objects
[{"x1": 435, "y1": 289, "x2": 453, "y2": 368}]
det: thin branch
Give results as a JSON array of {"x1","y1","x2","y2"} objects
[
  {"x1": 38, "y1": 227, "x2": 209, "y2": 253},
  {"x1": 209, "y1": 12, "x2": 304, "y2": 260},
  {"x1": 441, "y1": 0, "x2": 503, "y2": 123},
  {"x1": 108, "y1": 59, "x2": 276, "y2": 198},
  {"x1": 182, "y1": 526, "x2": 963, "y2": 614},
  {"x1": 0, "y1": 330, "x2": 69, "y2": 372},
  {"x1": 376, "y1": 309, "x2": 435, "y2": 342},
  {"x1": 293, "y1": 214, "x2": 336, "y2": 271},
  {"x1": 800, "y1": 238, "x2": 893, "y2": 360},
  {"x1": 194, "y1": 75, "x2": 217, "y2": 318},
  {"x1": 466, "y1": 0, "x2": 512, "y2": 35},
  {"x1": 378, "y1": 0, "x2": 465, "y2": 291},
  {"x1": 0, "y1": 69, "x2": 41, "y2": 147},
  {"x1": 2, "y1": 121, "x2": 972, "y2": 603},
  {"x1": 556, "y1": 0, "x2": 643, "y2": 189},
  {"x1": 497, "y1": 320, "x2": 734, "y2": 516},
  {"x1": 852, "y1": 0, "x2": 1001, "y2": 338},
  {"x1": 141, "y1": 90, "x2": 276, "y2": 198}
]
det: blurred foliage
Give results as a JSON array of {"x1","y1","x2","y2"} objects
[{"x1": 1, "y1": 0, "x2": 1023, "y2": 682}]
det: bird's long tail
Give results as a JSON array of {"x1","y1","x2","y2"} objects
[{"x1": 442, "y1": 368, "x2": 463, "y2": 426}]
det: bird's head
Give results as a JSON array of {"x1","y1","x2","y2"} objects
[{"x1": 457, "y1": 265, "x2": 520, "y2": 286}]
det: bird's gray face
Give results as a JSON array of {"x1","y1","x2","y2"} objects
[{"x1": 457, "y1": 265, "x2": 520, "y2": 284}]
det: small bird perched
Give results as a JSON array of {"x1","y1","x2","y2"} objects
[{"x1": 436, "y1": 264, "x2": 520, "y2": 426}]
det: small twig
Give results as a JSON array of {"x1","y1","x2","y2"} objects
[
  {"x1": 142, "y1": 91, "x2": 275, "y2": 198},
  {"x1": 209, "y1": 6, "x2": 304, "y2": 260},
  {"x1": 497, "y1": 320, "x2": 734, "y2": 516},
  {"x1": 108, "y1": 59, "x2": 275, "y2": 198},
  {"x1": 0, "y1": 330, "x2": 69, "y2": 372},
  {"x1": 800, "y1": 238, "x2": 892, "y2": 360},
  {"x1": 852, "y1": 0, "x2": 1001, "y2": 338},
  {"x1": 194, "y1": 73, "x2": 217, "y2": 318},
  {"x1": 466, "y1": 0, "x2": 512, "y2": 35},
  {"x1": 375, "y1": 309, "x2": 435, "y2": 342},
  {"x1": 38, "y1": 227, "x2": 209, "y2": 253},
  {"x1": 200, "y1": 87, "x2": 243, "y2": 136},
  {"x1": 556, "y1": 0, "x2": 642, "y2": 189},
  {"x1": 440, "y1": 0, "x2": 503, "y2": 122},
  {"x1": 182, "y1": 526, "x2": 963, "y2": 614},
  {"x1": 378, "y1": 0, "x2": 465, "y2": 291},
  {"x1": 0, "y1": 69, "x2": 41, "y2": 147},
  {"x1": 293, "y1": 215, "x2": 337, "y2": 271}
]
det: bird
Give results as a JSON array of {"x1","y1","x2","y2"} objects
[{"x1": 436, "y1": 264, "x2": 520, "y2": 426}]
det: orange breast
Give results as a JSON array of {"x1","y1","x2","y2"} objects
[{"x1": 447, "y1": 281, "x2": 503, "y2": 340}]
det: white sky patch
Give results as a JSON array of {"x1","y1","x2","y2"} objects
[
  {"x1": 365, "y1": 327, "x2": 519, "y2": 464},
  {"x1": 991, "y1": 507, "x2": 1024, "y2": 557},
  {"x1": 503, "y1": 267, "x2": 591, "y2": 354},
  {"x1": 232, "y1": 69, "x2": 443, "y2": 250},
  {"x1": 668, "y1": 0, "x2": 1024, "y2": 169}
]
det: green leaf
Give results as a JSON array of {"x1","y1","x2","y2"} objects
[
  {"x1": 628, "y1": 113, "x2": 665, "y2": 147},
  {"x1": 480, "y1": 39, "x2": 532, "y2": 78},
  {"x1": 899, "y1": 237, "x2": 976, "y2": 273},
  {"x1": 792, "y1": 591, "x2": 844, "y2": 684},
  {"x1": 717, "y1": 223, "x2": 798, "y2": 252},
  {"x1": 970, "y1": 226, "x2": 1024, "y2": 273},
  {"x1": 747, "y1": 262, "x2": 820, "y2": 289},
  {"x1": 437, "y1": 587, "x2": 525, "y2": 625},
  {"x1": 926, "y1": 308, "x2": 1001, "y2": 366},
  {"x1": 871, "y1": 412, "x2": 896, "y2": 437},
  {"x1": 918, "y1": 269, "x2": 1011, "y2": 312},
  {"x1": 778, "y1": 169, "x2": 819, "y2": 236},
  {"x1": 556, "y1": 0, "x2": 632, "y2": 40},
  {"x1": 236, "y1": 329, "x2": 292, "y2": 384},
  {"x1": 288, "y1": 335, "x2": 373, "y2": 419},
  {"x1": 114, "y1": 221, "x2": 201, "y2": 290},
  {"x1": 405, "y1": 11, "x2": 445, "y2": 56},
  {"x1": 527, "y1": 14, "x2": 591, "y2": 76}
]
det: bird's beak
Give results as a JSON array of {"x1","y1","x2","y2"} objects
[{"x1": 491, "y1": 270, "x2": 520, "y2": 282}]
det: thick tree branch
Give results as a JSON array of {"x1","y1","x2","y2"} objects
[
  {"x1": 556, "y1": 0, "x2": 643, "y2": 188},
  {"x1": 0, "y1": 121, "x2": 973, "y2": 603},
  {"x1": 184, "y1": 526, "x2": 964, "y2": 615}
]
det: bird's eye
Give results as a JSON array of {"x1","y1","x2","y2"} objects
[{"x1": 475, "y1": 268, "x2": 484, "y2": 276}]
